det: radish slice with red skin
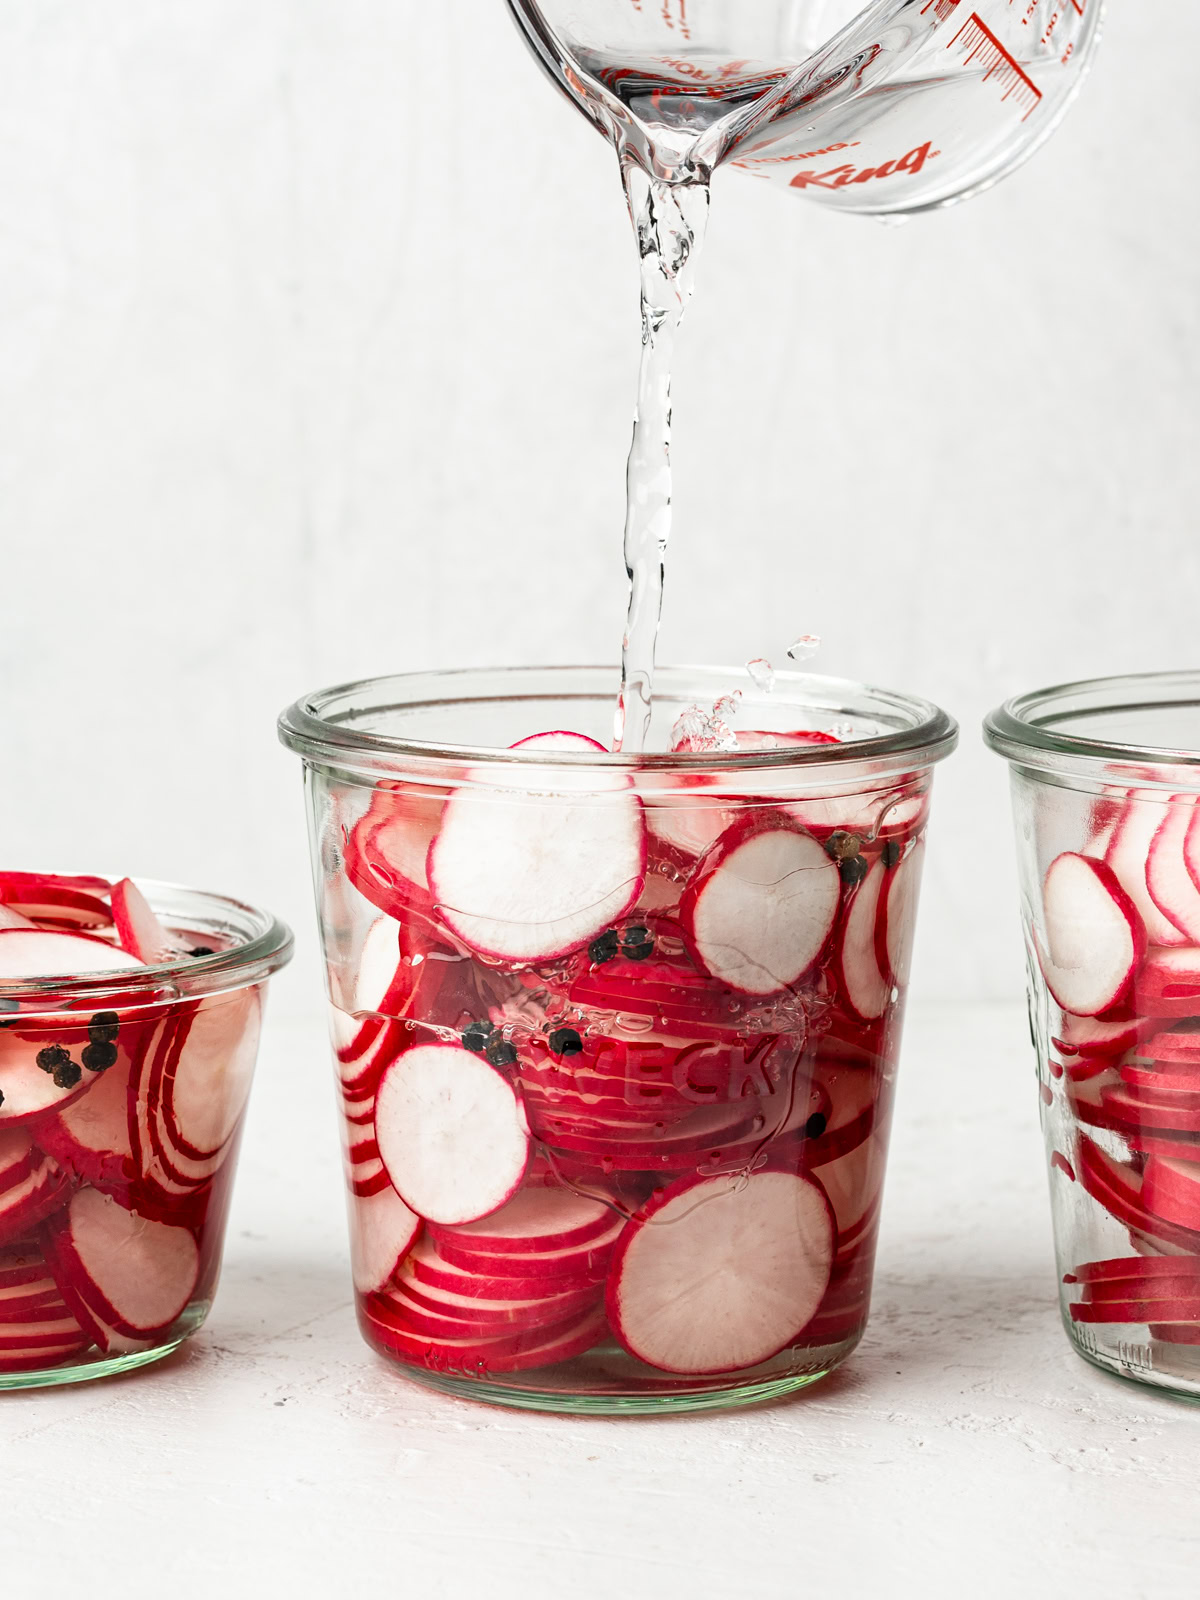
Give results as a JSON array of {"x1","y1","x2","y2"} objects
[
  {"x1": 0, "y1": 1029, "x2": 101, "y2": 1127},
  {"x1": 1145, "y1": 798, "x2": 1200, "y2": 941},
  {"x1": 430, "y1": 1217, "x2": 624, "y2": 1282},
  {"x1": 879, "y1": 839, "x2": 924, "y2": 988},
  {"x1": 0, "y1": 905, "x2": 35, "y2": 930},
  {"x1": 1067, "y1": 1255, "x2": 1200, "y2": 1286},
  {"x1": 44, "y1": 1188, "x2": 199, "y2": 1338},
  {"x1": 0, "y1": 928, "x2": 142, "y2": 980},
  {"x1": 406, "y1": 1235, "x2": 611, "y2": 1302},
  {"x1": 355, "y1": 919, "x2": 403, "y2": 1016},
  {"x1": 0, "y1": 874, "x2": 113, "y2": 932},
  {"x1": 1133, "y1": 947, "x2": 1200, "y2": 1017},
  {"x1": 428, "y1": 1186, "x2": 615, "y2": 1255},
  {"x1": 1145, "y1": 1031, "x2": 1200, "y2": 1065},
  {"x1": 1070, "y1": 1298, "x2": 1200, "y2": 1325},
  {"x1": 1037, "y1": 854, "x2": 1145, "y2": 1017},
  {"x1": 347, "y1": 1185, "x2": 420, "y2": 1295},
  {"x1": 681, "y1": 814, "x2": 840, "y2": 998},
  {"x1": 363, "y1": 1297, "x2": 607, "y2": 1373},
  {"x1": 158, "y1": 989, "x2": 261, "y2": 1160},
  {"x1": 1053, "y1": 1012, "x2": 1144, "y2": 1057},
  {"x1": 809, "y1": 1131, "x2": 886, "y2": 1241},
  {"x1": 1121, "y1": 1063, "x2": 1200, "y2": 1093},
  {"x1": 836, "y1": 859, "x2": 890, "y2": 1023},
  {"x1": 110, "y1": 879, "x2": 176, "y2": 963},
  {"x1": 1080, "y1": 1272, "x2": 1200, "y2": 1303},
  {"x1": 1106, "y1": 794, "x2": 1188, "y2": 947},
  {"x1": 428, "y1": 771, "x2": 646, "y2": 962},
  {"x1": 607, "y1": 1168, "x2": 833, "y2": 1375},
  {"x1": 0, "y1": 1159, "x2": 70, "y2": 1244},
  {"x1": 1129, "y1": 1134, "x2": 1200, "y2": 1164},
  {"x1": 375, "y1": 1043, "x2": 530, "y2": 1225},
  {"x1": 510, "y1": 732, "x2": 608, "y2": 753},
  {"x1": 1144, "y1": 1155, "x2": 1200, "y2": 1231},
  {"x1": 376, "y1": 1281, "x2": 596, "y2": 1341},
  {"x1": 1077, "y1": 1136, "x2": 1200, "y2": 1253}
]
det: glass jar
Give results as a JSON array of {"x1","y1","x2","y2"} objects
[
  {"x1": 0, "y1": 877, "x2": 292, "y2": 1388},
  {"x1": 280, "y1": 665, "x2": 956, "y2": 1414},
  {"x1": 986, "y1": 672, "x2": 1200, "y2": 1398}
]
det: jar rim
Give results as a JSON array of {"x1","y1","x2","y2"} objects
[
  {"x1": 0, "y1": 876, "x2": 293, "y2": 1003},
  {"x1": 277, "y1": 664, "x2": 958, "y2": 780},
  {"x1": 985, "y1": 669, "x2": 1200, "y2": 779}
]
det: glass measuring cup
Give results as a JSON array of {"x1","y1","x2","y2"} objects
[{"x1": 505, "y1": 0, "x2": 1104, "y2": 213}]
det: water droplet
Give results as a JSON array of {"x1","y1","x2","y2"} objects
[
  {"x1": 786, "y1": 634, "x2": 821, "y2": 664},
  {"x1": 713, "y1": 690, "x2": 742, "y2": 721},
  {"x1": 746, "y1": 658, "x2": 775, "y2": 694},
  {"x1": 832, "y1": 720, "x2": 856, "y2": 740}
]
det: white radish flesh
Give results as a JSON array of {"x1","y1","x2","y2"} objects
[
  {"x1": 606, "y1": 1169, "x2": 833, "y2": 1374},
  {"x1": 882, "y1": 839, "x2": 924, "y2": 987},
  {"x1": 681, "y1": 818, "x2": 840, "y2": 997},
  {"x1": 1143, "y1": 1156, "x2": 1200, "y2": 1232},
  {"x1": 163, "y1": 989, "x2": 261, "y2": 1158},
  {"x1": 50, "y1": 1188, "x2": 199, "y2": 1336},
  {"x1": 0, "y1": 929, "x2": 142, "y2": 979},
  {"x1": 110, "y1": 879, "x2": 177, "y2": 963},
  {"x1": 1038, "y1": 853, "x2": 1144, "y2": 1017},
  {"x1": 348, "y1": 1185, "x2": 421, "y2": 1294},
  {"x1": 375, "y1": 1044, "x2": 530, "y2": 1225},
  {"x1": 1106, "y1": 795, "x2": 1187, "y2": 947},
  {"x1": 428, "y1": 780, "x2": 645, "y2": 962},
  {"x1": 1145, "y1": 799, "x2": 1200, "y2": 942},
  {"x1": 429, "y1": 1186, "x2": 614, "y2": 1254},
  {"x1": 837, "y1": 859, "x2": 890, "y2": 1022}
]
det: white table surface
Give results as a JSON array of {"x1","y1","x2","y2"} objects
[{"x1": 3, "y1": 1001, "x2": 1197, "y2": 1599}]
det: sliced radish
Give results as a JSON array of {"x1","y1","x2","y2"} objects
[
  {"x1": 1070, "y1": 1297, "x2": 1200, "y2": 1325},
  {"x1": 1134, "y1": 947, "x2": 1200, "y2": 1018},
  {"x1": 375, "y1": 1043, "x2": 530, "y2": 1225},
  {"x1": 879, "y1": 839, "x2": 924, "y2": 988},
  {"x1": 606, "y1": 1168, "x2": 833, "y2": 1374},
  {"x1": 428, "y1": 1186, "x2": 614, "y2": 1255},
  {"x1": 0, "y1": 1156, "x2": 70, "y2": 1244},
  {"x1": 0, "y1": 905, "x2": 35, "y2": 930},
  {"x1": 1128, "y1": 1133, "x2": 1200, "y2": 1164},
  {"x1": 347, "y1": 1185, "x2": 420, "y2": 1295},
  {"x1": 110, "y1": 879, "x2": 177, "y2": 963},
  {"x1": 428, "y1": 772, "x2": 646, "y2": 963},
  {"x1": 810, "y1": 1130, "x2": 886, "y2": 1242},
  {"x1": 0, "y1": 928, "x2": 142, "y2": 979},
  {"x1": 1144, "y1": 1155, "x2": 1200, "y2": 1232},
  {"x1": 1121, "y1": 1062, "x2": 1200, "y2": 1094},
  {"x1": 1052, "y1": 1012, "x2": 1143, "y2": 1057},
  {"x1": 1037, "y1": 853, "x2": 1144, "y2": 1017},
  {"x1": 1145, "y1": 1030, "x2": 1200, "y2": 1065},
  {"x1": 406, "y1": 1234, "x2": 608, "y2": 1301},
  {"x1": 0, "y1": 873, "x2": 113, "y2": 932},
  {"x1": 1146, "y1": 798, "x2": 1200, "y2": 942},
  {"x1": 362, "y1": 1296, "x2": 606, "y2": 1374},
  {"x1": 510, "y1": 731, "x2": 608, "y2": 753},
  {"x1": 1081, "y1": 1270, "x2": 1200, "y2": 1303},
  {"x1": 0, "y1": 1026, "x2": 101, "y2": 1126},
  {"x1": 1106, "y1": 794, "x2": 1188, "y2": 947},
  {"x1": 1067, "y1": 1255, "x2": 1200, "y2": 1286},
  {"x1": 680, "y1": 814, "x2": 840, "y2": 997},
  {"x1": 836, "y1": 858, "x2": 890, "y2": 1023},
  {"x1": 157, "y1": 989, "x2": 261, "y2": 1160},
  {"x1": 355, "y1": 918, "x2": 403, "y2": 1016},
  {"x1": 43, "y1": 1187, "x2": 199, "y2": 1339},
  {"x1": 1077, "y1": 1135, "x2": 1200, "y2": 1252},
  {"x1": 430, "y1": 1216, "x2": 624, "y2": 1283}
]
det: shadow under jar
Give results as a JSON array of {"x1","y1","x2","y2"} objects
[
  {"x1": 0, "y1": 878, "x2": 292, "y2": 1389},
  {"x1": 280, "y1": 666, "x2": 957, "y2": 1414},
  {"x1": 986, "y1": 672, "x2": 1200, "y2": 1399}
]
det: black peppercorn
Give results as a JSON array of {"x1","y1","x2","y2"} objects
[
  {"x1": 485, "y1": 1039, "x2": 518, "y2": 1069},
  {"x1": 548, "y1": 1027, "x2": 584, "y2": 1058},
  {"x1": 189, "y1": 946, "x2": 216, "y2": 958},
  {"x1": 805, "y1": 1111, "x2": 828, "y2": 1139},
  {"x1": 88, "y1": 1011, "x2": 120, "y2": 1046},
  {"x1": 621, "y1": 926, "x2": 654, "y2": 961},
  {"x1": 36, "y1": 1044, "x2": 73, "y2": 1076},
  {"x1": 460, "y1": 1020, "x2": 495, "y2": 1054},
  {"x1": 839, "y1": 855, "x2": 869, "y2": 888},
  {"x1": 881, "y1": 839, "x2": 901, "y2": 870},
  {"x1": 588, "y1": 928, "x2": 620, "y2": 965},
  {"x1": 82, "y1": 1041, "x2": 119, "y2": 1074},
  {"x1": 825, "y1": 830, "x2": 861, "y2": 863},
  {"x1": 52, "y1": 1059, "x2": 82, "y2": 1090}
]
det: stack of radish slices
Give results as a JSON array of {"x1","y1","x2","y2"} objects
[
  {"x1": 0, "y1": 871, "x2": 257, "y2": 1375},
  {"x1": 1041, "y1": 795, "x2": 1200, "y2": 1344},
  {"x1": 332, "y1": 734, "x2": 930, "y2": 1383}
]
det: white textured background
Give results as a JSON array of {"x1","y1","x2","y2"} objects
[{"x1": 1, "y1": 2, "x2": 1197, "y2": 1020}]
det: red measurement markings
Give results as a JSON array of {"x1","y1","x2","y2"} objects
[
  {"x1": 921, "y1": 0, "x2": 961, "y2": 21},
  {"x1": 950, "y1": 12, "x2": 1042, "y2": 120}
]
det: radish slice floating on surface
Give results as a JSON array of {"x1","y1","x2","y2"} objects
[
  {"x1": 606, "y1": 1168, "x2": 834, "y2": 1374},
  {"x1": 681, "y1": 815, "x2": 840, "y2": 997},
  {"x1": 348, "y1": 1185, "x2": 421, "y2": 1295},
  {"x1": 1037, "y1": 853, "x2": 1144, "y2": 1017},
  {"x1": 375, "y1": 1044, "x2": 530, "y2": 1225},
  {"x1": 428, "y1": 768, "x2": 646, "y2": 962},
  {"x1": 110, "y1": 879, "x2": 176, "y2": 963},
  {"x1": 0, "y1": 929, "x2": 143, "y2": 980}
]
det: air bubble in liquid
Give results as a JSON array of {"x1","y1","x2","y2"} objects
[
  {"x1": 832, "y1": 720, "x2": 856, "y2": 740},
  {"x1": 746, "y1": 658, "x2": 775, "y2": 694},
  {"x1": 786, "y1": 634, "x2": 821, "y2": 663}
]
